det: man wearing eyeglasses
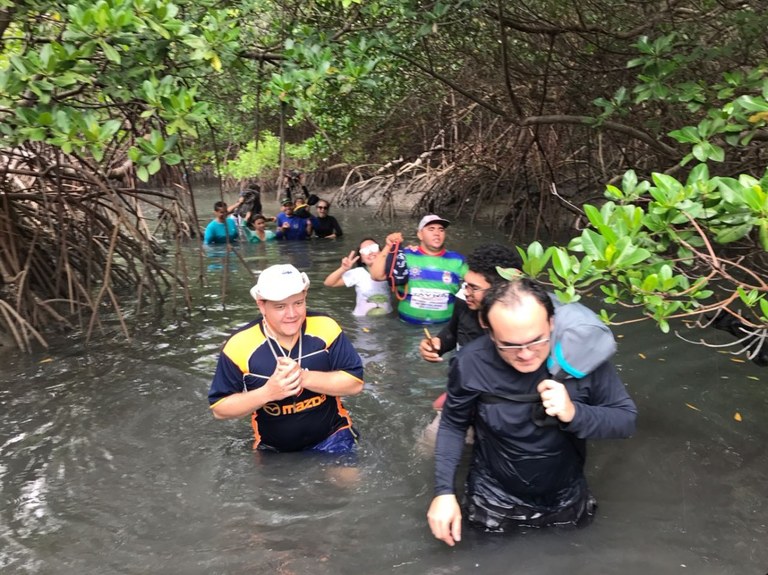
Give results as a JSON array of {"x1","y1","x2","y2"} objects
[
  {"x1": 419, "y1": 243, "x2": 521, "y2": 363},
  {"x1": 427, "y1": 278, "x2": 637, "y2": 546},
  {"x1": 311, "y1": 200, "x2": 344, "y2": 239}
]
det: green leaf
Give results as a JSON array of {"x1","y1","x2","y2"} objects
[
  {"x1": 551, "y1": 248, "x2": 571, "y2": 278},
  {"x1": 100, "y1": 41, "x2": 121, "y2": 64},
  {"x1": 641, "y1": 274, "x2": 659, "y2": 292},
  {"x1": 579, "y1": 229, "x2": 607, "y2": 260},
  {"x1": 615, "y1": 244, "x2": 651, "y2": 267},
  {"x1": 760, "y1": 220, "x2": 768, "y2": 251},
  {"x1": 715, "y1": 223, "x2": 753, "y2": 244},
  {"x1": 605, "y1": 184, "x2": 623, "y2": 200},
  {"x1": 759, "y1": 298, "x2": 768, "y2": 320},
  {"x1": 148, "y1": 158, "x2": 161, "y2": 175},
  {"x1": 496, "y1": 266, "x2": 523, "y2": 281},
  {"x1": 736, "y1": 95, "x2": 768, "y2": 112}
]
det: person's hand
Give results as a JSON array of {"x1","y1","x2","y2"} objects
[
  {"x1": 324, "y1": 233, "x2": 336, "y2": 239},
  {"x1": 537, "y1": 379, "x2": 575, "y2": 423},
  {"x1": 265, "y1": 357, "x2": 302, "y2": 401},
  {"x1": 384, "y1": 232, "x2": 404, "y2": 247},
  {"x1": 281, "y1": 222, "x2": 291, "y2": 230},
  {"x1": 419, "y1": 337, "x2": 442, "y2": 362},
  {"x1": 340, "y1": 250, "x2": 359, "y2": 271},
  {"x1": 427, "y1": 494, "x2": 462, "y2": 546}
]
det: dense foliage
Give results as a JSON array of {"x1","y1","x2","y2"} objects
[{"x1": 2, "y1": 0, "x2": 768, "y2": 356}]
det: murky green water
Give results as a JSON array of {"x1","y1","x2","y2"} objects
[{"x1": 1, "y1": 192, "x2": 767, "y2": 574}]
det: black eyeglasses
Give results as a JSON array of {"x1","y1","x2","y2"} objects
[
  {"x1": 317, "y1": 205, "x2": 328, "y2": 210},
  {"x1": 463, "y1": 282, "x2": 488, "y2": 294}
]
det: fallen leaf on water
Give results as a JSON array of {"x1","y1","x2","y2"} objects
[
  {"x1": 730, "y1": 357, "x2": 745, "y2": 364},
  {"x1": 747, "y1": 375, "x2": 759, "y2": 381},
  {"x1": 39, "y1": 358, "x2": 53, "y2": 363},
  {"x1": 685, "y1": 403, "x2": 701, "y2": 412},
  {"x1": 734, "y1": 412, "x2": 742, "y2": 422},
  {"x1": 362, "y1": 327, "x2": 370, "y2": 333},
  {"x1": 658, "y1": 358, "x2": 666, "y2": 362},
  {"x1": 638, "y1": 353, "x2": 646, "y2": 359}
]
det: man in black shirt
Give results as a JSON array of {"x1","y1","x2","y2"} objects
[
  {"x1": 419, "y1": 243, "x2": 521, "y2": 364},
  {"x1": 427, "y1": 278, "x2": 637, "y2": 545}
]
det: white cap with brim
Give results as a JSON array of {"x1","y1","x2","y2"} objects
[
  {"x1": 418, "y1": 214, "x2": 450, "y2": 231},
  {"x1": 250, "y1": 264, "x2": 310, "y2": 301}
]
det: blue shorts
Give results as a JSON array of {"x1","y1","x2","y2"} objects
[{"x1": 306, "y1": 427, "x2": 359, "y2": 454}]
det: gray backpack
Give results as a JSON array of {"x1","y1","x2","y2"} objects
[
  {"x1": 547, "y1": 296, "x2": 617, "y2": 379},
  {"x1": 479, "y1": 296, "x2": 617, "y2": 427}
]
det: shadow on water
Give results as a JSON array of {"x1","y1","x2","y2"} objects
[{"x1": 1, "y1": 196, "x2": 767, "y2": 574}]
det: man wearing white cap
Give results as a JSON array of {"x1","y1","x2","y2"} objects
[
  {"x1": 207, "y1": 264, "x2": 364, "y2": 453},
  {"x1": 370, "y1": 214, "x2": 467, "y2": 325}
]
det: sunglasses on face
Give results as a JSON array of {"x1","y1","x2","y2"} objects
[
  {"x1": 317, "y1": 205, "x2": 329, "y2": 210},
  {"x1": 359, "y1": 243, "x2": 380, "y2": 256}
]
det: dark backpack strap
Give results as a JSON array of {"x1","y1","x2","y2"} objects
[
  {"x1": 477, "y1": 369, "x2": 571, "y2": 428},
  {"x1": 478, "y1": 392, "x2": 540, "y2": 404}
]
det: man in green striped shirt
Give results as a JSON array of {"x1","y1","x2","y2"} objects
[{"x1": 371, "y1": 215, "x2": 468, "y2": 325}]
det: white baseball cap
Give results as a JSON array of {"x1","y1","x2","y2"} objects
[
  {"x1": 418, "y1": 214, "x2": 450, "y2": 231},
  {"x1": 250, "y1": 264, "x2": 310, "y2": 301}
]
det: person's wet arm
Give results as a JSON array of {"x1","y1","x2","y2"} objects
[
  {"x1": 210, "y1": 357, "x2": 302, "y2": 419},
  {"x1": 436, "y1": 309, "x2": 459, "y2": 356},
  {"x1": 324, "y1": 251, "x2": 359, "y2": 287},
  {"x1": 300, "y1": 369, "x2": 363, "y2": 396},
  {"x1": 434, "y1": 359, "x2": 476, "y2": 495},
  {"x1": 301, "y1": 330, "x2": 364, "y2": 397},
  {"x1": 429, "y1": 359, "x2": 476, "y2": 546},
  {"x1": 369, "y1": 233, "x2": 401, "y2": 280}
]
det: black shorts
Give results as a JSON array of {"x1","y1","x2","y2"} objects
[{"x1": 465, "y1": 482, "x2": 597, "y2": 532}]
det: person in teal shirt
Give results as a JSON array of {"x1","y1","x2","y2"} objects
[
  {"x1": 370, "y1": 214, "x2": 467, "y2": 325},
  {"x1": 203, "y1": 201, "x2": 239, "y2": 245},
  {"x1": 241, "y1": 214, "x2": 277, "y2": 243}
]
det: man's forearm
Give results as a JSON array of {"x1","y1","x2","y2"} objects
[
  {"x1": 210, "y1": 386, "x2": 273, "y2": 419},
  {"x1": 301, "y1": 370, "x2": 363, "y2": 396},
  {"x1": 434, "y1": 423, "x2": 466, "y2": 495}
]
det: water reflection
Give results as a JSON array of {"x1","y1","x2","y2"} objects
[{"x1": 0, "y1": 198, "x2": 767, "y2": 574}]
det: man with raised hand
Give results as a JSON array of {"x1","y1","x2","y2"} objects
[
  {"x1": 203, "y1": 200, "x2": 240, "y2": 245},
  {"x1": 370, "y1": 214, "x2": 467, "y2": 325},
  {"x1": 208, "y1": 264, "x2": 364, "y2": 453},
  {"x1": 427, "y1": 278, "x2": 636, "y2": 545}
]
